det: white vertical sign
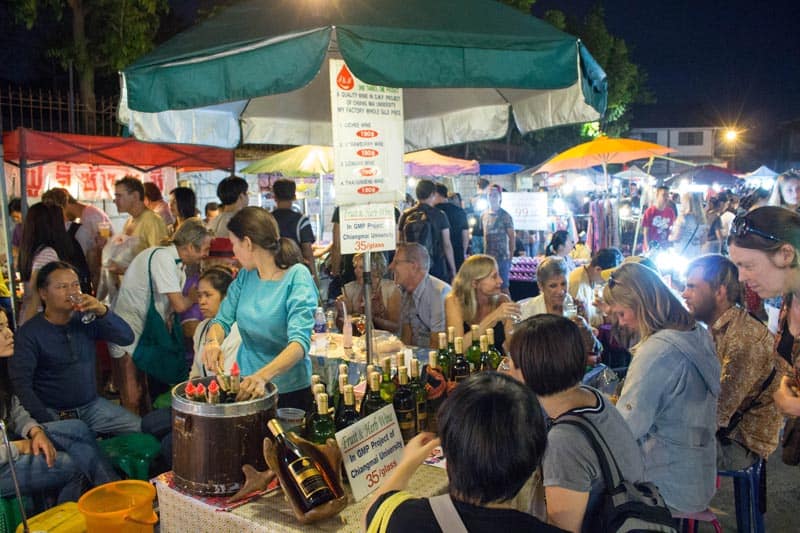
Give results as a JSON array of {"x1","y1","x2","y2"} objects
[{"x1": 330, "y1": 59, "x2": 404, "y2": 205}]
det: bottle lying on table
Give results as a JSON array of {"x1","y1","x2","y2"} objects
[{"x1": 267, "y1": 419, "x2": 336, "y2": 513}]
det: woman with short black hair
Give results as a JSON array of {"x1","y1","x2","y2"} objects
[
  {"x1": 507, "y1": 314, "x2": 644, "y2": 533},
  {"x1": 365, "y1": 372, "x2": 561, "y2": 533}
]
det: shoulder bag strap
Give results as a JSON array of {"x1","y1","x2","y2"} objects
[
  {"x1": 367, "y1": 491, "x2": 414, "y2": 533},
  {"x1": 428, "y1": 494, "x2": 469, "y2": 533},
  {"x1": 680, "y1": 222, "x2": 700, "y2": 255},
  {"x1": 555, "y1": 414, "x2": 624, "y2": 489},
  {"x1": 145, "y1": 248, "x2": 168, "y2": 309}
]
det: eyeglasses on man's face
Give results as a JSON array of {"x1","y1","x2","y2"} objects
[{"x1": 730, "y1": 216, "x2": 782, "y2": 243}]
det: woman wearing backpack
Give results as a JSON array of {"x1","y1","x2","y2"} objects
[
  {"x1": 506, "y1": 314, "x2": 645, "y2": 533},
  {"x1": 603, "y1": 262, "x2": 720, "y2": 514}
]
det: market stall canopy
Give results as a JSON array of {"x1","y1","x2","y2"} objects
[
  {"x1": 119, "y1": 0, "x2": 607, "y2": 150},
  {"x1": 745, "y1": 165, "x2": 778, "y2": 179},
  {"x1": 2, "y1": 128, "x2": 234, "y2": 172},
  {"x1": 613, "y1": 165, "x2": 652, "y2": 181},
  {"x1": 538, "y1": 136, "x2": 674, "y2": 175},
  {"x1": 666, "y1": 164, "x2": 741, "y2": 187},
  {"x1": 480, "y1": 162, "x2": 525, "y2": 175},
  {"x1": 240, "y1": 145, "x2": 334, "y2": 176},
  {"x1": 404, "y1": 150, "x2": 479, "y2": 177},
  {"x1": 241, "y1": 145, "x2": 480, "y2": 178}
]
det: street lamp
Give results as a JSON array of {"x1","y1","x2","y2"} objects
[{"x1": 722, "y1": 128, "x2": 740, "y2": 170}]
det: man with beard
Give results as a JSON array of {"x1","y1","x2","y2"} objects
[{"x1": 683, "y1": 254, "x2": 782, "y2": 469}]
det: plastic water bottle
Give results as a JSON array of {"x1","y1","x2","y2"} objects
[{"x1": 313, "y1": 307, "x2": 327, "y2": 353}]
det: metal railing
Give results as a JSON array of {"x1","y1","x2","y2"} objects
[{"x1": 0, "y1": 85, "x2": 120, "y2": 136}]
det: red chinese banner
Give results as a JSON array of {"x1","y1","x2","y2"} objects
[{"x1": 3, "y1": 162, "x2": 177, "y2": 201}]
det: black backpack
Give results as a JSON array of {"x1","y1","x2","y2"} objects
[
  {"x1": 402, "y1": 206, "x2": 437, "y2": 259},
  {"x1": 554, "y1": 414, "x2": 677, "y2": 533}
]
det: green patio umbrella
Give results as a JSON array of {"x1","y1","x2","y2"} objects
[{"x1": 119, "y1": 0, "x2": 607, "y2": 149}]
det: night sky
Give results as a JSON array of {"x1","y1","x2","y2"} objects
[
  {"x1": 2, "y1": 0, "x2": 799, "y2": 149},
  {"x1": 533, "y1": 0, "x2": 800, "y2": 131}
]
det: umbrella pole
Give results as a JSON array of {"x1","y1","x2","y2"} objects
[{"x1": 363, "y1": 252, "x2": 374, "y2": 367}]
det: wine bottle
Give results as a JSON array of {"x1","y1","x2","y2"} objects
[
  {"x1": 393, "y1": 367, "x2": 416, "y2": 443},
  {"x1": 436, "y1": 332, "x2": 452, "y2": 380},
  {"x1": 409, "y1": 358, "x2": 427, "y2": 433},
  {"x1": 335, "y1": 384, "x2": 360, "y2": 430},
  {"x1": 267, "y1": 419, "x2": 336, "y2": 513},
  {"x1": 308, "y1": 393, "x2": 336, "y2": 445},
  {"x1": 478, "y1": 334, "x2": 493, "y2": 372},
  {"x1": 379, "y1": 356, "x2": 397, "y2": 403},
  {"x1": 452, "y1": 336, "x2": 470, "y2": 383},
  {"x1": 447, "y1": 326, "x2": 456, "y2": 353},
  {"x1": 486, "y1": 327, "x2": 503, "y2": 370},
  {"x1": 306, "y1": 383, "x2": 326, "y2": 437},
  {"x1": 358, "y1": 364, "x2": 375, "y2": 414},
  {"x1": 426, "y1": 351, "x2": 444, "y2": 434},
  {"x1": 333, "y1": 364, "x2": 348, "y2": 419},
  {"x1": 361, "y1": 372, "x2": 386, "y2": 418},
  {"x1": 466, "y1": 324, "x2": 482, "y2": 371}
]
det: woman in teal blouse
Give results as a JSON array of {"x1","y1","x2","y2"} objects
[{"x1": 203, "y1": 207, "x2": 317, "y2": 411}]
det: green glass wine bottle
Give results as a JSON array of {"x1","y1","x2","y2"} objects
[
  {"x1": 308, "y1": 393, "x2": 336, "y2": 445},
  {"x1": 486, "y1": 327, "x2": 504, "y2": 370},
  {"x1": 436, "y1": 332, "x2": 452, "y2": 380},
  {"x1": 379, "y1": 356, "x2": 397, "y2": 403},
  {"x1": 466, "y1": 324, "x2": 482, "y2": 371},
  {"x1": 361, "y1": 372, "x2": 386, "y2": 418},
  {"x1": 335, "y1": 385, "x2": 360, "y2": 431}
]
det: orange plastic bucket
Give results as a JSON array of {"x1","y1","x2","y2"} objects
[{"x1": 77, "y1": 480, "x2": 158, "y2": 533}]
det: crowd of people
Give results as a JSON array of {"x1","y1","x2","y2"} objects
[{"x1": 0, "y1": 170, "x2": 798, "y2": 533}]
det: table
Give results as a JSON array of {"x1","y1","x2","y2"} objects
[
  {"x1": 155, "y1": 465, "x2": 448, "y2": 532},
  {"x1": 308, "y1": 333, "x2": 429, "y2": 389}
]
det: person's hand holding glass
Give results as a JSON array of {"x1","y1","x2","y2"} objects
[
  {"x1": 0, "y1": 312, "x2": 13, "y2": 356},
  {"x1": 68, "y1": 291, "x2": 103, "y2": 323}
]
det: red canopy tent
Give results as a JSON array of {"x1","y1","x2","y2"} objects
[
  {"x1": 2, "y1": 127, "x2": 235, "y2": 210},
  {"x1": 3, "y1": 128, "x2": 234, "y2": 172}
]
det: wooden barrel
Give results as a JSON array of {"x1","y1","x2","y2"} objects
[{"x1": 171, "y1": 376, "x2": 277, "y2": 496}]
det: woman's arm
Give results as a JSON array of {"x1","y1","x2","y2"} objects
[
  {"x1": 363, "y1": 433, "x2": 440, "y2": 530},
  {"x1": 545, "y1": 486, "x2": 590, "y2": 533},
  {"x1": 237, "y1": 341, "x2": 306, "y2": 400},
  {"x1": 444, "y1": 293, "x2": 466, "y2": 337}
]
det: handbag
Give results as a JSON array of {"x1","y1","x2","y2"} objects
[
  {"x1": 781, "y1": 417, "x2": 800, "y2": 466},
  {"x1": 132, "y1": 248, "x2": 189, "y2": 385}
]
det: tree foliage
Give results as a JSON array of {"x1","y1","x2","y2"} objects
[{"x1": 10, "y1": 0, "x2": 168, "y2": 131}]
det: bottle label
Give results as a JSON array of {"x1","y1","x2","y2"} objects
[
  {"x1": 454, "y1": 374, "x2": 469, "y2": 383},
  {"x1": 288, "y1": 457, "x2": 330, "y2": 499},
  {"x1": 396, "y1": 408, "x2": 416, "y2": 441},
  {"x1": 416, "y1": 402, "x2": 428, "y2": 432}
]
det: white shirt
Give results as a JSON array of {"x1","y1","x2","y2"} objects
[
  {"x1": 73, "y1": 204, "x2": 111, "y2": 255},
  {"x1": 190, "y1": 319, "x2": 242, "y2": 378},
  {"x1": 111, "y1": 245, "x2": 185, "y2": 356}
]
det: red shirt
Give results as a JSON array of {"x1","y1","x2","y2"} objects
[{"x1": 642, "y1": 206, "x2": 676, "y2": 248}]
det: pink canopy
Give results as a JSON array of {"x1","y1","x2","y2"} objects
[{"x1": 403, "y1": 149, "x2": 479, "y2": 177}]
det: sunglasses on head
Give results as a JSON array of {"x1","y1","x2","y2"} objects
[
  {"x1": 607, "y1": 275, "x2": 620, "y2": 289},
  {"x1": 730, "y1": 216, "x2": 782, "y2": 243}
]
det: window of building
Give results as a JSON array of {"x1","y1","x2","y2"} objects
[
  {"x1": 639, "y1": 132, "x2": 658, "y2": 143},
  {"x1": 678, "y1": 131, "x2": 704, "y2": 146}
]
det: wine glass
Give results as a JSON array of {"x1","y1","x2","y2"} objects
[{"x1": 68, "y1": 293, "x2": 96, "y2": 324}]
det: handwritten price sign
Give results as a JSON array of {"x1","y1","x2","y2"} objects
[
  {"x1": 502, "y1": 192, "x2": 549, "y2": 230},
  {"x1": 335, "y1": 405, "x2": 404, "y2": 501}
]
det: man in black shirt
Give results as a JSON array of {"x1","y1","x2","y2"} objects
[
  {"x1": 434, "y1": 183, "x2": 469, "y2": 275},
  {"x1": 270, "y1": 179, "x2": 318, "y2": 285}
]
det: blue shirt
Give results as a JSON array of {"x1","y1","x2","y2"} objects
[
  {"x1": 400, "y1": 275, "x2": 451, "y2": 348},
  {"x1": 212, "y1": 263, "x2": 317, "y2": 394},
  {"x1": 10, "y1": 311, "x2": 134, "y2": 421}
]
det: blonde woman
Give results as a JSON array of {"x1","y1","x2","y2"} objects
[
  {"x1": 445, "y1": 255, "x2": 519, "y2": 352},
  {"x1": 767, "y1": 171, "x2": 800, "y2": 211},
  {"x1": 603, "y1": 262, "x2": 720, "y2": 514},
  {"x1": 336, "y1": 252, "x2": 401, "y2": 333},
  {"x1": 668, "y1": 192, "x2": 708, "y2": 258}
]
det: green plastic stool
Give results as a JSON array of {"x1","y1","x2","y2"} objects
[
  {"x1": 98, "y1": 433, "x2": 161, "y2": 481},
  {"x1": 0, "y1": 497, "x2": 26, "y2": 533},
  {"x1": 153, "y1": 391, "x2": 172, "y2": 410}
]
